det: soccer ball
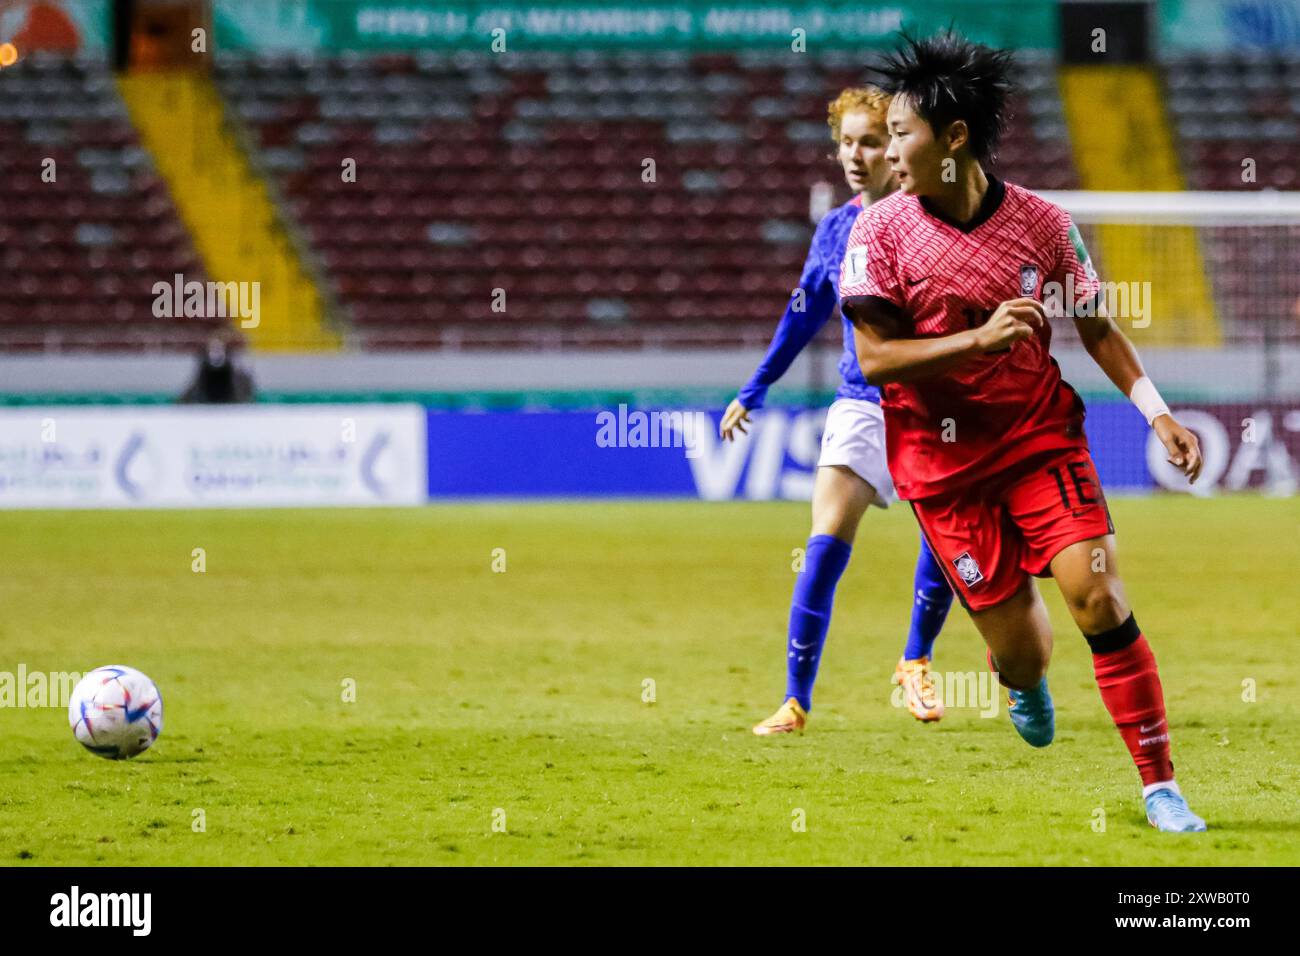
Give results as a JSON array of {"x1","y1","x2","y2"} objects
[{"x1": 68, "y1": 666, "x2": 164, "y2": 760}]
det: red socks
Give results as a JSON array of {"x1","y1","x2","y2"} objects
[{"x1": 1088, "y1": 616, "x2": 1174, "y2": 787}]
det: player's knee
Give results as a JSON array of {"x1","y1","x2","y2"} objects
[
  {"x1": 1069, "y1": 581, "x2": 1128, "y2": 633},
  {"x1": 811, "y1": 502, "x2": 864, "y2": 540}
]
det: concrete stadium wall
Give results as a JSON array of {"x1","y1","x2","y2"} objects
[{"x1": 0, "y1": 345, "x2": 1295, "y2": 399}]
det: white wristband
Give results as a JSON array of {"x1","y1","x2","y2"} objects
[{"x1": 1129, "y1": 376, "x2": 1170, "y2": 426}]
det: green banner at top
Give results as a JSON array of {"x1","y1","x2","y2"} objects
[{"x1": 213, "y1": 1, "x2": 1057, "y2": 52}]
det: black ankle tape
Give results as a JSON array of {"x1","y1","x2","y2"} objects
[{"x1": 1085, "y1": 613, "x2": 1140, "y2": 654}]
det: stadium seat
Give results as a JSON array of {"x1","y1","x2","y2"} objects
[
  {"x1": 0, "y1": 54, "x2": 220, "y2": 352},
  {"x1": 213, "y1": 50, "x2": 1084, "y2": 350}
]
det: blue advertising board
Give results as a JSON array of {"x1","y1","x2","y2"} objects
[{"x1": 426, "y1": 400, "x2": 1157, "y2": 499}]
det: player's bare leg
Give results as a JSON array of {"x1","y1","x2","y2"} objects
[
  {"x1": 1051, "y1": 536, "x2": 1207, "y2": 832},
  {"x1": 753, "y1": 466, "x2": 875, "y2": 735},
  {"x1": 969, "y1": 582, "x2": 1053, "y2": 688},
  {"x1": 809, "y1": 464, "x2": 875, "y2": 541},
  {"x1": 1049, "y1": 535, "x2": 1130, "y2": 633},
  {"x1": 969, "y1": 582, "x2": 1056, "y2": 747}
]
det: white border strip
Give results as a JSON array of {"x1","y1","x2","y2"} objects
[{"x1": 1036, "y1": 190, "x2": 1300, "y2": 224}]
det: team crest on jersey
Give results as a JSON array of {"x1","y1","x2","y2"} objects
[
  {"x1": 843, "y1": 246, "x2": 868, "y2": 284},
  {"x1": 953, "y1": 551, "x2": 985, "y2": 587},
  {"x1": 1019, "y1": 264, "x2": 1039, "y2": 297}
]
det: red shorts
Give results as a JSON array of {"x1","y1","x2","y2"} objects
[{"x1": 911, "y1": 448, "x2": 1114, "y2": 612}]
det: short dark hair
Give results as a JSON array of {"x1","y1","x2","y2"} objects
[{"x1": 870, "y1": 31, "x2": 1016, "y2": 163}]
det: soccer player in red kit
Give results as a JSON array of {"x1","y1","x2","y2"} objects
[{"x1": 840, "y1": 33, "x2": 1208, "y2": 832}]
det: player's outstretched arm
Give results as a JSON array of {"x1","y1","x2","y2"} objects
[
  {"x1": 845, "y1": 296, "x2": 1042, "y2": 384},
  {"x1": 723, "y1": 236, "x2": 840, "y2": 441},
  {"x1": 1073, "y1": 307, "x2": 1203, "y2": 483},
  {"x1": 723, "y1": 285, "x2": 833, "y2": 441}
]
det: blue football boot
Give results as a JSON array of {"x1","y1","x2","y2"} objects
[
  {"x1": 1006, "y1": 676, "x2": 1055, "y2": 748},
  {"x1": 1145, "y1": 787, "x2": 1208, "y2": 832}
]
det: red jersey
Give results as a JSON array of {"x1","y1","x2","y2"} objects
[{"x1": 839, "y1": 178, "x2": 1102, "y2": 500}]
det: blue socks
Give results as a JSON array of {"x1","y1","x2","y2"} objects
[
  {"x1": 780, "y1": 533, "x2": 951, "y2": 712},
  {"x1": 903, "y1": 534, "x2": 953, "y2": 661},
  {"x1": 785, "y1": 535, "x2": 853, "y2": 711}
]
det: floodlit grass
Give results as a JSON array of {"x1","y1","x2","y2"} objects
[{"x1": 1, "y1": 498, "x2": 1296, "y2": 865}]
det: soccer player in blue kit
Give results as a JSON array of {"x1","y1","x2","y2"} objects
[{"x1": 719, "y1": 87, "x2": 955, "y2": 734}]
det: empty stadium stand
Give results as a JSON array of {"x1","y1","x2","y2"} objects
[
  {"x1": 1165, "y1": 52, "x2": 1300, "y2": 191},
  {"x1": 1165, "y1": 52, "x2": 1300, "y2": 341},
  {"x1": 3, "y1": 47, "x2": 1294, "y2": 354},
  {"x1": 214, "y1": 49, "x2": 1079, "y2": 350},
  {"x1": 0, "y1": 52, "x2": 222, "y2": 351}
]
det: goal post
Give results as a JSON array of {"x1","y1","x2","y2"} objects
[
  {"x1": 1034, "y1": 191, "x2": 1300, "y2": 495},
  {"x1": 1035, "y1": 190, "x2": 1300, "y2": 360}
]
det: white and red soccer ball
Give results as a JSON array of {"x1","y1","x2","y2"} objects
[{"x1": 68, "y1": 666, "x2": 163, "y2": 760}]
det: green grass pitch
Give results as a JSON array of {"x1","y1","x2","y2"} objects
[{"x1": 1, "y1": 497, "x2": 1296, "y2": 866}]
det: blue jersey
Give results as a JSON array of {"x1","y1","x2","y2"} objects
[{"x1": 737, "y1": 196, "x2": 881, "y2": 410}]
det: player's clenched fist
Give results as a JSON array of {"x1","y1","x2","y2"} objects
[
  {"x1": 1153, "y1": 413, "x2": 1204, "y2": 484},
  {"x1": 719, "y1": 398, "x2": 752, "y2": 441},
  {"x1": 974, "y1": 297, "x2": 1046, "y2": 352}
]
